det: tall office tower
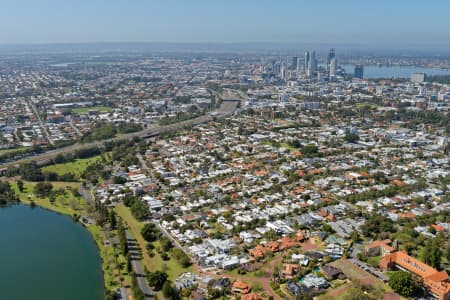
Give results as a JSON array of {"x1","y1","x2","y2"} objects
[
  {"x1": 273, "y1": 62, "x2": 281, "y2": 76},
  {"x1": 291, "y1": 56, "x2": 298, "y2": 70},
  {"x1": 296, "y1": 56, "x2": 302, "y2": 74},
  {"x1": 280, "y1": 63, "x2": 287, "y2": 80},
  {"x1": 329, "y1": 58, "x2": 337, "y2": 80},
  {"x1": 327, "y1": 48, "x2": 336, "y2": 80},
  {"x1": 309, "y1": 50, "x2": 317, "y2": 78},
  {"x1": 304, "y1": 51, "x2": 310, "y2": 74},
  {"x1": 305, "y1": 50, "x2": 316, "y2": 78},
  {"x1": 354, "y1": 64, "x2": 364, "y2": 79},
  {"x1": 327, "y1": 48, "x2": 335, "y2": 65}
]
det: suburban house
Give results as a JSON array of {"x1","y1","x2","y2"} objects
[
  {"x1": 365, "y1": 239, "x2": 395, "y2": 257},
  {"x1": 175, "y1": 273, "x2": 197, "y2": 290},
  {"x1": 232, "y1": 281, "x2": 251, "y2": 294},
  {"x1": 320, "y1": 265, "x2": 346, "y2": 281},
  {"x1": 281, "y1": 263, "x2": 300, "y2": 279}
]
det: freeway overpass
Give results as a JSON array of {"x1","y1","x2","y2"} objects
[{"x1": 0, "y1": 101, "x2": 237, "y2": 169}]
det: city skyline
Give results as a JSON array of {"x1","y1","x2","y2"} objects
[{"x1": 1, "y1": 0, "x2": 450, "y2": 49}]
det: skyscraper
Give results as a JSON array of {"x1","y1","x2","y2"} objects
[
  {"x1": 354, "y1": 65, "x2": 364, "y2": 79},
  {"x1": 290, "y1": 56, "x2": 298, "y2": 70},
  {"x1": 304, "y1": 51, "x2": 310, "y2": 75},
  {"x1": 305, "y1": 50, "x2": 317, "y2": 79},
  {"x1": 280, "y1": 62, "x2": 287, "y2": 80},
  {"x1": 329, "y1": 58, "x2": 337, "y2": 80},
  {"x1": 327, "y1": 48, "x2": 335, "y2": 65},
  {"x1": 296, "y1": 56, "x2": 302, "y2": 74},
  {"x1": 327, "y1": 48, "x2": 337, "y2": 80}
]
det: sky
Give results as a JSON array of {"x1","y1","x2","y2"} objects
[{"x1": 1, "y1": 0, "x2": 450, "y2": 47}]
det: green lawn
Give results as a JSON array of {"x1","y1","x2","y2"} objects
[
  {"x1": 367, "y1": 255, "x2": 382, "y2": 268},
  {"x1": 11, "y1": 179, "x2": 85, "y2": 215},
  {"x1": 70, "y1": 106, "x2": 113, "y2": 114},
  {"x1": 356, "y1": 103, "x2": 379, "y2": 109},
  {"x1": 115, "y1": 204, "x2": 193, "y2": 280},
  {"x1": 88, "y1": 225, "x2": 132, "y2": 290},
  {"x1": 42, "y1": 155, "x2": 104, "y2": 178},
  {"x1": 0, "y1": 146, "x2": 30, "y2": 156}
]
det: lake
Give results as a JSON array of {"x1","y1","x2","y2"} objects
[
  {"x1": 340, "y1": 64, "x2": 450, "y2": 79},
  {"x1": 0, "y1": 204, "x2": 104, "y2": 300}
]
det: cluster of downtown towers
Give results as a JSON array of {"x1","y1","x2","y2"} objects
[{"x1": 283, "y1": 49, "x2": 364, "y2": 80}]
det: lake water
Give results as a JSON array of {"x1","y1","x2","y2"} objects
[
  {"x1": 0, "y1": 204, "x2": 104, "y2": 300},
  {"x1": 340, "y1": 64, "x2": 450, "y2": 79}
]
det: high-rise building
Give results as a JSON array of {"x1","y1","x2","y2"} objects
[
  {"x1": 296, "y1": 57, "x2": 302, "y2": 74},
  {"x1": 329, "y1": 58, "x2": 337, "y2": 79},
  {"x1": 327, "y1": 48, "x2": 335, "y2": 66},
  {"x1": 290, "y1": 56, "x2": 298, "y2": 70},
  {"x1": 411, "y1": 73, "x2": 426, "y2": 83},
  {"x1": 327, "y1": 48, "x2": 337, "y2": 80},
  {"x1": 280, "y1": 63, "x2": 288, "y2": 80},
  {"x1": 304, "y1": 51, "x2": 310, "y2": 75},
  {"x1": 273, "y1": 62, "x2": 281, "y2": 76},
  {"x1": 311, "y1": 50, "x2": 317, "y2": 77},
  {"x1": 354, "y1": 64, "x2": 364, "y2": 79},
  {"x1": 305, "y1": 50, "x2": 317, "y2": 78}
]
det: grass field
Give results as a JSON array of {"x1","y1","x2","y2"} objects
[
  {"x1": 10, "y1": 179, "x2": 85, "y2": 215},
  {"x1": 0, "y1": 146, "x2": 30, "y2": 156},
  {"x1": 328, "y1": 258, "x2": 392, "y2": 294},
  {"x1": 70, "y1": 106, "x2": 113, "y2": 114},
  {"x1": 88, "y1": 225, "x2": 131, "y2": 290},
  {"x1": 356, "y1": 103, "x2": 379, "y2": 109},
  {"x1": 115, "y1": 204, "x2": 193, "y2": 280},
  {"x1": 42, "y1": 155, "x2": 104, "y2": 178},
  {"x1": 367, "y1": 255, "x2": 382, "y2": 268}
]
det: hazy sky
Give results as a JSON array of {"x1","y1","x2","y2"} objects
[{"x1": 1, "y1": 0, "x2": 450, "y2": 46}]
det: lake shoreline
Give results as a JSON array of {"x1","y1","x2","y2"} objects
[
  {"x1": 17, "y1": 198, "x2": 108, "y2": 298},
  {"x1": 0, "y1": 202, "x2": 105, "y2": 300}
]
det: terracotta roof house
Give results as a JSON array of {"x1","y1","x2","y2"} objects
[
  {"x1": 232, "y1": 281, "x2": 251, "y2": 294},
  {"x1": 380, "y1": 251, "x2": 450, "y2": 300},
  {"x1": 280, "y1": 236, "x2": 298, "y2": 250},
  {"x1": 281, "y1": 263, "x2": 299, "y2": 279},
  {"x1": 249, "y1": 245, "x2": 267, "y2": 260},
  {"x1": 266, "y1": 241, "x2": 280, "y2": 252},
  {"x1": 365, "y1": 239, "x2": 395, "y2": 257},
  {"x1": 242, "y1": 293, "x2": 264, "y2": 300},
  {"x1": 432, "y1": 224, "x2": 445, "y2": 232}
]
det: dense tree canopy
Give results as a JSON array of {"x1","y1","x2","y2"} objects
[
  {"x1": 388, "y1": 271, "x2": 416, "y2": 297},
  {"x1": 33, "y1": 182, "x2": 53, "y2": 198},
  {"x1": 147, "y1": 270, "x2": 168, "y2": 291},
  {"x1": 0, "y1": 181, "x2": 19, "y2": 204}
]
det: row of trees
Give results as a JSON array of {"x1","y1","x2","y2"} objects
[
  {"x1": 141, "y1": 223, "x2": 184, "y2": 299},
  {"x1": 0, "y1": 181, "x2": 19, "y2": 204},
  {"x1": 82, "y1": 122, "x2": 143, "y2": 142},
  {"x1": 124, "y1": 195, "x2": 149, "y2": 221}
]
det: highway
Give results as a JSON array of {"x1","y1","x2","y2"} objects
[{"x1": 0, "y1": 101, "x2": 237, "y2": 168}]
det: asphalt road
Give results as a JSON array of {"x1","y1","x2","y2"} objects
[
  {"x1": 0, "y1": 101, "x2": 237, "y2": 168},
  {"x1": 126, "y1": 230, "x2": 153, "y2": 299}
]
